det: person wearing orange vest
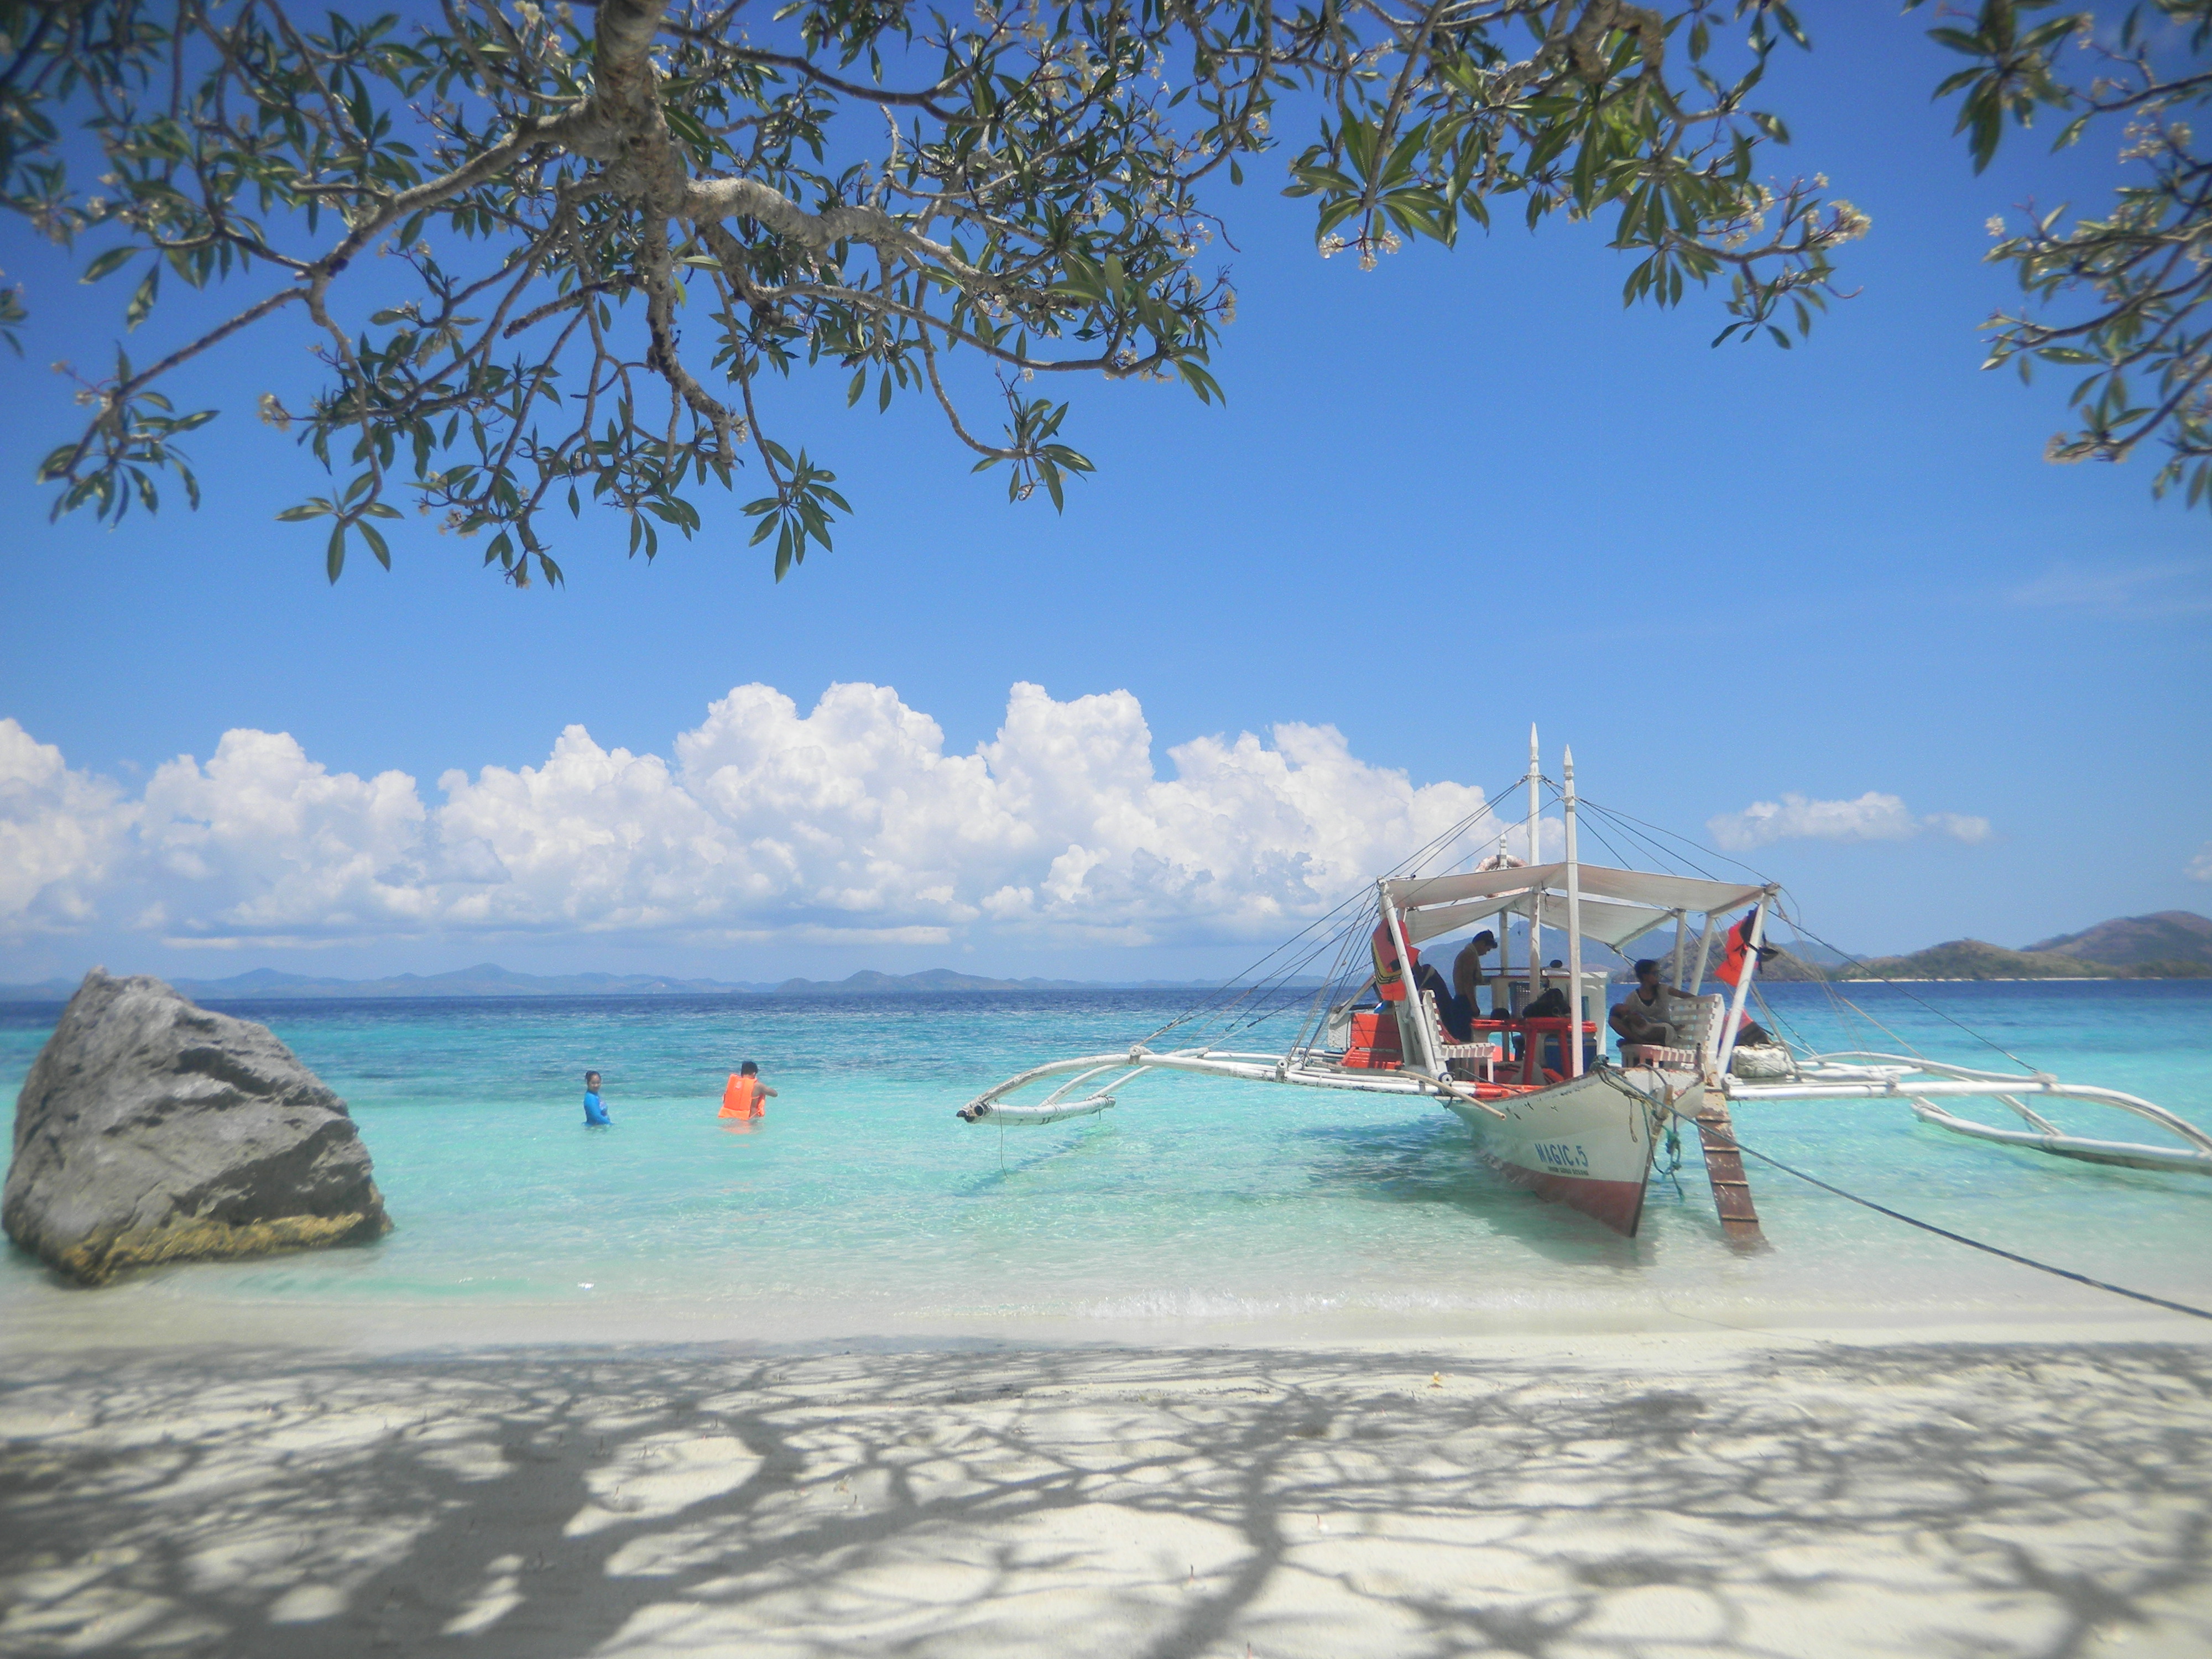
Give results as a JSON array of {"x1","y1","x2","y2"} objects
[
  {"x1": 718, "y1": 1060, "x2": 777, "y2": 1119},
  {"x1": 1370, "y1": 919, "x2": 1419, "y2": 1003}
]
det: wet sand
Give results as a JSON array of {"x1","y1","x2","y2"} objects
[{"x1": 3, "y1": 1328, "x2": 2210, "y2": 1657}]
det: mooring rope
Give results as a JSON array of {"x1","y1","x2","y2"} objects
[{"x1": 1644, "y1": 1091, "x2": 2212, "y2": 1323}]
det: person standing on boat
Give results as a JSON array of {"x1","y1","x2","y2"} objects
[
  {"x1": 1609, "y1": 960, "x2": 1688, "y2": 1049},
  {"x1": 719, "y1": 1060, "x2": 776, "y2": 1120},
  {"x1": 1412, "y1": 958, "x2": 1473, "y2": 1040},
  {"x1": 1452, "y1": 930, "x2": 1499, "y2": 1022}
]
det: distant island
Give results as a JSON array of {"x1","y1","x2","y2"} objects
[
  {"x1": 1, "y1": 910, "x2": 2204, "y2": 1003},
  {"x1": 1598, "y1": 910, "x2": 2210, "y2": 984},
  {"x1": 0, "y1": 962, "x2": 1236, "y2": 1004},
  {"x1": 1833, "y1": 909, "x2": 2212, "y2": 982}
]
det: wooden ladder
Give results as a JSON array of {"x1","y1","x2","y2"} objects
[{"x1": 1691, "y1": 1088, "x2": 1766, "y2": 1250}]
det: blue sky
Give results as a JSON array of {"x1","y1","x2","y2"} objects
[{"x1": 2, "y1": 4, "x2": 2206, "y2": 984}]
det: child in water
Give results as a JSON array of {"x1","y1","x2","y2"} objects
[
  {"x1": 583, "y1": 1070, "x2": 611, "y2": 1126},
  {"x1": 718, "y1": 1060, "x2": 776, "y2": 1120}
]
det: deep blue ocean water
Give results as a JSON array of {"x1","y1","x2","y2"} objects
[{"x1": 2, "y1": 981, "x2": 2207, "y2": 1345}]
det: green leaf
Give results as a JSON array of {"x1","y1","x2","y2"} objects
[
  {"x1": 80, "y1": 247, "x2": 139, "y2": 284},
  {"x1": 326, "y1": 523, "x2": 347, "y2": 583},
  {"x1": 125, "y1": 265, "x2": 159, "y2": 331}
]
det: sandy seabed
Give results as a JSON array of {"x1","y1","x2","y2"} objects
[{"x1": 3, "y1": 1321, "x2": 2211, "y2": 1659}]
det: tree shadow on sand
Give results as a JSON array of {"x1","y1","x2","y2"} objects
[{"x1": 2, "y1": 1340, "x2": 2208, "y2": 1657}]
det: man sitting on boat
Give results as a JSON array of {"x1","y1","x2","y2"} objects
[
  {"x1": 1611, "y1": 958, "x2": 1779, "y2": 1057},
  {"x1": 1610, "y1": 959, "x2": 1689, "y2": 1051}
]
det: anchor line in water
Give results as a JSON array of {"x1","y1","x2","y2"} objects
[{"x1": 1643, "y1": 1096, "x2": 2212, "y2": 1323}]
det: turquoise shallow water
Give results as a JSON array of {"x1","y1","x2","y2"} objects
[{"x1": 2, "y1": 982, "x2": 2208, "y2": 1346}]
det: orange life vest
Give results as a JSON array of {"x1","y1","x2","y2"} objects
[
  {"x1": 1715, "y1": 912, "x2": 1762, "y2": 988},
  {"x1": 719, "y1": 1074, "x2": 764, "y2": 1119},
  {"x1": 1370, "y1": 919, "x2": 1420, "y2": 1003}
]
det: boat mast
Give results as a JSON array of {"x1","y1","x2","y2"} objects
[
  {"x1": 1715, "y1": 894, "x2": 1772, "y2": 1076},
  {"x1": 1563, "y1": 745, "x2": 1585, "y2": 1078},
  {"x1": 1378, "y1": 881, "x2": 1440, "y2": 1081},
  {"x1": 1525, "y1": 725, "x2": 1542, "y2": 1008}
]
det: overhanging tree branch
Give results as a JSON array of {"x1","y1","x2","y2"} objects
[{"x1": 4, "y1": 0, "x2": 1894, "y2": 585}]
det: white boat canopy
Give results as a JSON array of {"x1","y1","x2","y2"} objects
[{"x1": 1386, "y1": 863, "x2": 1772, "y2": 950}]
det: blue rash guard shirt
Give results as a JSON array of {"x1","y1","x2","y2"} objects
[{"x1": 583, "y1": 1090, "x2": 611, "y2": 1126}]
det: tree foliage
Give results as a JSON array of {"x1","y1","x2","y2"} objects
[
  {"x1": 1916, "y1": 0, "x2": 2212, "y2": 508},
  {"x1": 1, "y1": 0, "x2": 1866, "y2": 582}
]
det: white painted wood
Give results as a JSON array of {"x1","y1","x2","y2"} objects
[{"x1": 1564, "y1": 746, "x2": 1584, "y2": 1078}]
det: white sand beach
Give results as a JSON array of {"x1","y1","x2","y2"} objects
[{"x1": 4, "y1": 1325, "x2": 2209, "y2": 1658}]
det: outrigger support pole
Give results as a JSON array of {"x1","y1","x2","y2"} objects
[
  {"x1": 1526, "y1": 726, "x2": 1543, "y2": 1009},
  {"x1": 1715, "y1": 894, "x2": 1773, "y2": 1078},
  {"x1": 1563, "y1": 746, "x2": 1584, "y2": 1078},
  {"x1": 1379, "y1": 881, "x2": 1441, "y2": 1081}
]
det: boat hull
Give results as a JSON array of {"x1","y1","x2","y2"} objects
[{"x1": 1442, "y1": 1068, "x2": 1662, "y2": 1236}]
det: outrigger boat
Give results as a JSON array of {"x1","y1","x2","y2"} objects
[{"x1": 958, "y1": 734, "x2": 2212, "y2": 1241}]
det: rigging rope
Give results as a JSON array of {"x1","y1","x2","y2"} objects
[
  {"x1": 1772, "y1": 909, "x2": 1936, "y2": 1063},
  {"x1": 1614, "y1": 1085, "x2": 2212, "y2": 1323},
  {"x1": 1572, "y1": 797, "x2": 1773, "y2": 886},
  {"x1": 1776, "y1": 913, "x2": 2042, "y2": 1074},
  {"x1": 1134, "y1": 770, "x2": 1527, "y2": 1051},
  {"x1": 1556, "y1": 797, "x2": 2042, "y2": 1080}
]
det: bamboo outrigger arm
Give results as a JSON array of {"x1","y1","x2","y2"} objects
[
  {"x1": 1726, "y1": 1051, "x2": 2212, "y2": 1176},
  {"x1": 957, "y1": 1045, "x2": 1512, "y2": 1125}
]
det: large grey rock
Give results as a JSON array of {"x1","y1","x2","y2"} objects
[{"x1": 4, "y1": 969, "x2": 390, "y2": 1285}]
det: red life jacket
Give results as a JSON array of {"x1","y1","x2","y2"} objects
[
  {"x1": 1370, "y1": 919, "x2": 1420, "y2": 1003},
  {"x1": 1715, "y1": 912, "x2": 1761, "y2": 988}
]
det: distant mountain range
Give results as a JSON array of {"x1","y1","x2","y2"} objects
[
  {"x1": 2025, "y1": 910, "x2": 2212, "y2": 971},
  {"x1": 0, "y1": 962, "x2": 1232, "y2": 1004},
  {"x1": 0, "y1": 964, "x2": 771, "y2": 1002},
  {"x1": 1837, "y1": 910, "x2": 2212, "y2": 982},
  {"x1": 766, "y1": 968, "x2": 1141, "y2": 995},
  {"x1": 2, "y1": 911, "x2": 2204, "y2": 1002}
]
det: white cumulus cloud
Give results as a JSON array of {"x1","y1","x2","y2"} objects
[
  {"x1": 2189, "y1": 843, "x2": 2212, "y2": 883},
  {"x1": 0, "y1": 719, "x2": 139, "y2": 932},
  {"x1": 0, "y1": 684, "x2": 1506, "y2": 951},
  {"x1": 1707, "y1": 791, "x2": 1992, "y2": 853}
]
